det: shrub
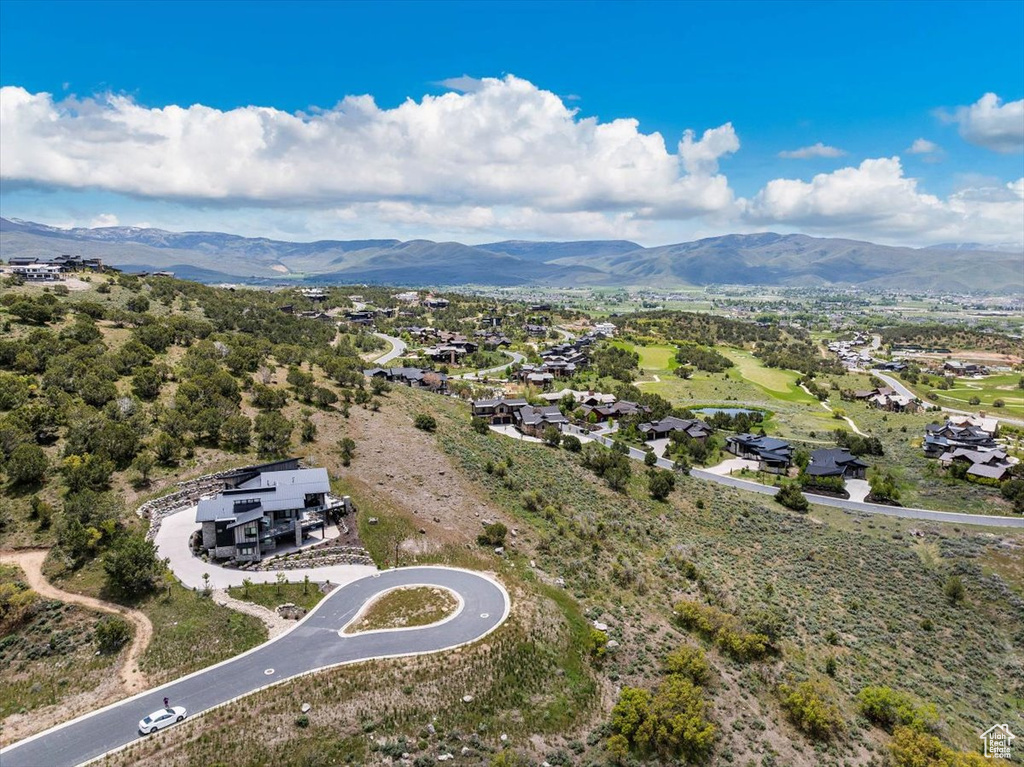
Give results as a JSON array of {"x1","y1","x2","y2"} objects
[
  {"x1": 561, "y1": 435, "x2": 582, "y2": 452},
  {"x1": 414, "y1": 414, "x2": 437, "y2": 432},
  {"x1": 857, "y1": 685, "x2": 940, "y2": 734},
  {"x1": 477, "y1": 522, "x2": 507, "y2": 547},
  {"x1": 295, "y1": 714, "x2": 310, "y2": 728},
  {"x1": 104, "y1": 533, "x2": 160, "y2": 598},
  {"x1": 888, "y1": 725, "x2": 993, "y2": 767},
  {"x1": 663, "y1": 645, "x2": 710, "y2": 685},
  {"x1": 775, "y1": 482, "x2": 809, "y2": 512},
  {"x1": 6, "y1": 443, "x2": 48, "y2": 486},
  {"x1": 673, "y1": 600, "x2": 771, "y2": 661},
  {"x1": 543, "y1": 426, "x2": 562, "y2": 447},
  {"x1": 777, "y1": 680, "x2": 845, "y2": 740},
  {"x1": 95, "y1": 616, "x2": 132, "y2": 653},
  {"x1": 609, "y1": 678, "x2": 715, "y2": 762},
  {"x1": 471, "y1": 417, "x2": 489, "y2": 434},
  {"x1": 647, "y1": 468, "x2": 676, "y2": 501},
  {"x1": 644, "y1": 450, "x2": 657, "y2": 467},
  {"x1": 944, "y1": 575, "x2": 965, "y2": 605}
]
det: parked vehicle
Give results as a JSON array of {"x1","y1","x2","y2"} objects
[{"x1": 138, "y1": 706, "x2": 186, "y2": 734}]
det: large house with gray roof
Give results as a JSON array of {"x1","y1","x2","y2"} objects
[{"x1": 195, "y1": 459, "x2": 338, "y2": 563}]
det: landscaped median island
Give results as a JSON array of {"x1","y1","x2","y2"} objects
[
  {"x1": 343, "y1": 585, "x2": 460, "y2": 633},
  {"x1": 227, "y1": 578, "x2": 326, "y2": 612}
]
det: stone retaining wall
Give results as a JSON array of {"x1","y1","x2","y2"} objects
[{"x1": 135, "y1": 469, "x2": 239, "y2": 542}]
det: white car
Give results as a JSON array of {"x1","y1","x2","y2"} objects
[{"x1": 138, "y1": 706, "x2": 187, "y2": 734}]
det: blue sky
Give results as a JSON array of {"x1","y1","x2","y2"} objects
[{"x1": 1, "y1": 0, "x2": 1022, "y2": 246}]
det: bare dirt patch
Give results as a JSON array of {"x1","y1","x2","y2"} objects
[{"x1": 298, "y1": 388, "x2": 518, "y2": 555}]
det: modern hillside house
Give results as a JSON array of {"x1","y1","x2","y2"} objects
[
  {"x1": 195, "y1": 459, "x2": 339, "y2": 563},
  {"x1": 726, "y1": 434, "x2": 794, "y2": 474},
  {"x1": 805, "y1": 448, "x2": 870, "y2": 480}
]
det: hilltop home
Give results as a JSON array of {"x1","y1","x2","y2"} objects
[
  {"x1": 11, "y1": 263, "x2": 64, "y2": 281},
  {"x1": 515, "y1": 405, "x2": 569, "y2": 437},
  {"x1": 923, "y1": 421, "x2": 997, "y2": 457},
  {"x1": 539, "y1": 389, "x2": 617, "y2": 408},
  {"x1": 363, "y1": 366, "x2": 448, "y2": 392},
  {"x1": 582, "y1": 400, "x2": 650, "y2": 421},
  {"x1": 471, "y1": 397, "x2": 529, "y2": 424},
  {"x1": 638, "y1": 416, "x2": 712, "y2": 443},
  {"x1": 938, "y1": 448, "x2": 1015, "y2": 482},
  {"x1": 195, "y1": 459, "x2": 338, "y2": 563},
  {"x1": 726, "y1": 434, "x2": 794, "y2": 474},
  {"x1": 805, "y1": 448, "x2": 869, "y2": 480}
]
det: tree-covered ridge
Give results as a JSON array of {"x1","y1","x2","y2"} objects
[
  {"x1": 881, "y1": 324, "x2": 1020, "y2": 354},
  {"x1": 0, "y1": 273, "x2": 378, "y2": 594},
  {"x1": 612, "y1": 309, "x2": 779, "y2": 346}
]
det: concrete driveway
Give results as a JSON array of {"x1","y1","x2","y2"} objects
[
  {"x1": 1, "y1": 567, "x2": 509, "y2": 767},
  {"x1": 155, "y1": 508, "x2": 377, "y2": 590}
]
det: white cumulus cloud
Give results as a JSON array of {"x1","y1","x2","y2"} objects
[
  {"x1": 0, "y1": 77, "x2": 738, "y2": 222},
  {"x1": 746, "y1": 157, "x2": 1023, "y2": 246},
  {"x1": 907, "y1": 138, "x2": 940, "y2": 154},
  {"x1": 943, "y1": 93, "x2": 1024, "y2": 153},
  {"x1": 778, "y1": 142, "x2": 846, "y2": 159}
]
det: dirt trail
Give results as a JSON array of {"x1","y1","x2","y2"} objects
[{"x1": 0, "y1": 549, "x2": 153, "y2": 692}]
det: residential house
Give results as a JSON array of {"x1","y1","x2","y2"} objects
[
  {"x1": 924, "y1": 420, "x2": 998, "y2": 457},
  {"x1": 638, "y1": 416, "x2": 712, "y2": 443},
  {"x1": 363, "y1": 366, "x2": 448, "y2": 392},
  {"x1": 582, "y1": 400, "x2": 650, "y2": 422},
  {"x1": 726, "y1": 434, "x2": 794, "y2": 474},
  {"x1": 515, "y1": 405, "x2": 569, "y2": 437},
  {"x1": 943, "y1": 360, "x2": 989, "y2": 376},
  {"x1": 538, "y1": 389, "x2": 616, "y2": 408},
  {"x1": 472, "y1": 397, "x2": 529, "y2": 424},
  {"x1": 938, "y1": 448, "x2": 1015, "y2": 482},
  {"x1": 424, "y1": 337, "x2": 478, "y2": 364},
  {"x1": 194, "y1": 459, "x2": 339, "y2": 563},
  {"x1": 11, "y1": 263, "x2": 63, "y2": 281},
  {"x1": 805, "y1": 448, "x2": 869, "y2": 480},
  {"x1": 947, "y1": 413, "x2": 999, "y2": 437}
]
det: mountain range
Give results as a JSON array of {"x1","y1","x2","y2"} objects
[{"x1": 1, "y1": 217, "x2": 1020, "y2": 292}]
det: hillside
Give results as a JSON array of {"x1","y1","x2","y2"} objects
[
  {"x1": 2, "y1": 217, "x2": 1020, "y2": 291},
  {"x1": 0, "y1": 273, "x2": 1020, "y2": 767}
]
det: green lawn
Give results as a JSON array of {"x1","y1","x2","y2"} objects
[
  {"x1": 227, "y1": 581, "x2": 325, "y2": 612},
  {"x1": 719, "y1": 348, "x2": 817, "y2": 403},
  {"x1": 902, "y1": 373, "x2": 1024, "y2": 418},
  {"x1": 613, "y1": 339, "x2": 679, "y2": 371}
]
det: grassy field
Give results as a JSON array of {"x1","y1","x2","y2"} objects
[
  {"x1": 421, "y1": 387, "x2": 1023, "y2": 760},
  {"x1": 905, "y1": 372, "x2": 1024, "y2": 419},
  {"x1": 720, "y1": 348, "x2": 818, "y2": 403},
  {"x1": 227, "y1": 581, "x2": 326, "y2": 612},
  {"x1": 613, "y1": 339, "x2": 679, "y2": 372},
  {"x1": 345, "y1": 586, "x2": 459, "y2": 632}
]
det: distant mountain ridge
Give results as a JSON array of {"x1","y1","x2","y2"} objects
[{"x1": 1, "y1": 217, "x2": 1020, "y2": 292}]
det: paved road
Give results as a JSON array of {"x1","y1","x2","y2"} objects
[
  {"x1": 562, "y1": 425, "x2": 1023, "y2": 528},
  {"x1": 453, "y1": 350, "x2": 525, "y2": 379},
  {"x1": 372, "y1": 333, "x2": 407, "y2": 365},
  {"x1": 873, "y1": 370, "x2": 1024, "y2": 428},
  {"x1": 1, "y1": 567, "x2": 509, "y2": 767}
]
